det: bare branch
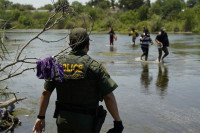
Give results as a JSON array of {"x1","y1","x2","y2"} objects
[
  {"x1": 44, "y1": 12, "x2": 57, "y2": 29},
  {"x1": 14, "y1": 11, "x2": 63, "y2": 63},
  {"x1": 0, "y1": 59, "x2": 36, "y2": 72},
  {"x1": 0, "y1": 97, "x2": 26, "y2": 108},
  {"x1": 0, "y1": 86, "x2": 8, "y2": 90},
  {"x1": 88, "y1": 15, "x2": 94, "y2": 36},
  {"x1": 54, "y1": 47, "x2": 70, "y2": 57},
  {"x1": 6, "y1": 7, "x2": 65, "y2": 67},
  {"x1": 23, "y1": 57, "x2": 39, "y2": 60},
  {"x1": 11, "y1": 62, "x2": 24, "y2": 76},
  {"x1": 15, "y1": 33, "x2": 42, "y2": 61},
  {"x1": 0, "y1": 61, "x2": 18, "y2": 72},
  {"x1": 0, "y1": 92, "x2": 19, "y2": 95},
  {"x1": 46, "y1": 14, "x2": 64, "y2": 30},
  {"x1": 19, "y1": 61, "x2": 36, "y2": 64},
  {"x1": 38, "y1": 36, "x2": 66, "y2": 43},
  {"x1": 0, "y1": 67, "x2": 35, "y2": 82}
]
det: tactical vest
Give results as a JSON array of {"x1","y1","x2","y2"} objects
[{"x1": 56, "y1": 53, "x2": 100, "y2": 108}]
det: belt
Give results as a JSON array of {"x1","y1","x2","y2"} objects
[{"x1": 57, "y1": 102, "x2": 97, "y2": 115}]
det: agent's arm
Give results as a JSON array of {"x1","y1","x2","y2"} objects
[
  {"x1": 104, "y1": 92, "x2": 124, "y2": 133},
  {"x1": 33, "y1": 89, "x2": 52, "y2": 133},
  {"x1": 104, "y1": 92, "x2": 121, "y2": 121}
]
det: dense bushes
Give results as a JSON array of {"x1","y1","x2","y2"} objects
[{"x1": 0, "y1": 0, "x2": 200, "y2": 33}]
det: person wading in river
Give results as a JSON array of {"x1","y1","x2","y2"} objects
[
  {"x1": 33, "y1": 28, "x2": 124, "y2": 133},
  {"x1": 140, "y1": 29, "x2": 153, "y2": 61},
  {"x1": 129, "y1": 28, "x2": 138, "y2": 45},
  {"x1": 155, "y1": 27, "x2": 169, "y2": 62},
  {"x1": 108, "y1": 27, "x2": 116, "y2": 46}
]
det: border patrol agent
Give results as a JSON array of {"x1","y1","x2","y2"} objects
[{"x1": 33, "y1": 28, "x2": 124, "y2": 133}]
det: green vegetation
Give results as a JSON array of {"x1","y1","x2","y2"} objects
[{"x1": 0, "y1": 0, "x2": 200, "y2": 33}]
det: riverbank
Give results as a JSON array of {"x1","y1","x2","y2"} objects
[{"x1": 6, "y1": 29, "x2": 198, "y2": 35}]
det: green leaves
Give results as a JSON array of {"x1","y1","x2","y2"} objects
[{"x1": 119, "y1": 0, "x2": 144, "y2": 10}]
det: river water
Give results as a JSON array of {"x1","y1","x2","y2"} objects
[{"x1": 1, "y1": 30, "x2": 200, "y2": 133}]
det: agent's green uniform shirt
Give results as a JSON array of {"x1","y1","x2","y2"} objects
[
  {"x1": 44, "y1": 50, "x2": 118, "y2": 132},
  {"x1": 44, "y1": 50, "x2": 118, "y2": 100}
]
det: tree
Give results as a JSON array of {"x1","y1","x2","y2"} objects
[
  {"x1": 7, "y1": 3, "x2": 35, "y2": 10},
  {"x1": 72, "y1": 1, "x2": 84, "y2": 13},
  {"x1": 38, "y1": 4, "x2": 54, "y2": 11},
  {"x1": 146, "y1": 0, "x2": 151, "y2": 7},
  {"x1": 86, "y1": 0, "x2": 111, "y2": 8},
  {"x1": 119, "y1": 0, "x2": 144, "y2": 10},
  {"x1": 161, "y1": 0, "x2": 184, "y2": 19},
  {"x1": 32, "y1": 12, "x2": 50, "y2": 28},
  {"x1": 138, "y1": 5, "x2": 149, "y2": 20},
  {"x1": 0, "y1": 0, "x2": 12, "y2": 9},
  {"x1": 21, "y1": 4, "x2": 35, "y2": 10},
  {"x1": 88, "y1": 8, "x2": 98, "y2": 20},
  {"x1": 148, "y1": 2, "x2": 162, "y2": 18},
  {"x1": 18, "y1": 16, "x2": 33, "y2": 27},
  {"x1": 54, "y1": 0, "x2": 69, "y2": 9},
  {"x1": 182, "y1": 8, "x2": 196, "y2": 31},
  {"x1": 10, "y1": 9, "x2": 21, "y2": 21},
  {"x1": 187, "y1": 0, "x2": 199, "y2": 8},
  {"x1": 111, "y1": 0, "x2": 115, "y2": 8},
  {"x1": 0, "y1": 3, "x2": 4, "y2": 9},
  {"x1": 155, "y1": 0, "x2": 164, "y2": 6},
  {"x1": 149, "y1": 14, "x2": 162, "y2": 32},
  {"x1": 7, "y1": 3, "x2": 20, "y2": 10},
  {"x1": 119, "y1": 10, "x2": 139, "y2": 24},
  {"x1": 0, "y1": 9, "x2": 6, "y2": 20},
  {"x1": 98, "y1": 1, "x2": 110, "y2": 9}
]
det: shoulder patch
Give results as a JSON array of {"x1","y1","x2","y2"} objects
[
  {"x1": 90, "y1": 59, "x2": 100, "y2": 68},
  {"x1": 101, "y1": 65, "x2": 109, "y2": 76}
]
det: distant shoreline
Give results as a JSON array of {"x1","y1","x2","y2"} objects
[{"x1": 5, "y1": 29, "x2": 198, "y2": 34}]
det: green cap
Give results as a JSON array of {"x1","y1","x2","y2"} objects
[{"x1": 69, "y1": 28, "x2": 90, "y2": 47}]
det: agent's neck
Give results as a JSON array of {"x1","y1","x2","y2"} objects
[{"x1": 82, "y1": 44, "x2": 89, "y2": 53}]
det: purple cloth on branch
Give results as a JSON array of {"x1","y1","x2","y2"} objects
[{"x1": 36, "y1": 56, "x2": 64, "y2": 82}]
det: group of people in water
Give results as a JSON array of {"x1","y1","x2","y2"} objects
[{"x1": 108, "y1": 26, "x2": 169, "y2": 63}]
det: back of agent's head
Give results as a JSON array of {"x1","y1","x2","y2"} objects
[{"x1": 69, "y1": 28, "x2": 90, "y2": 51}]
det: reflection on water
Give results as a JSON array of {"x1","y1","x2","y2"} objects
[
  {"x1": 130, "y1": 44, "x2": 140, "y2": 50},
  {"x1": 140, "y1": 63, "x2": 153, "y2": 93},
  {"x1": 156, "y1": 64, "x2": 169, "y2": 97},
  {"x1": 109, "y1": 46, "x2": 116, "y2": 52},
  {"x1": 140, "y1": 63, "x2": 169, "y2": 97}
]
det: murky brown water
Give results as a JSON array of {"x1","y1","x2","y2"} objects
[{"x1": 1, "y1": 30, "x2": 200, "y2": 133}]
